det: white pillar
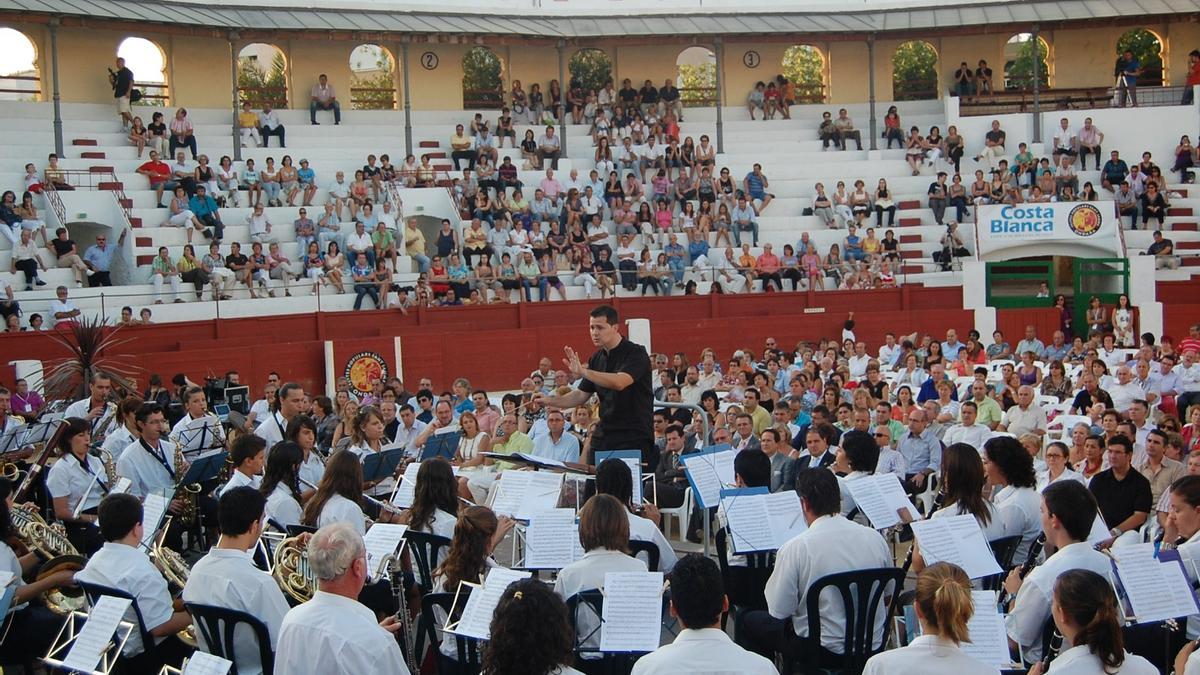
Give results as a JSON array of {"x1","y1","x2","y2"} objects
[
  {"x1": 1128, "y1": 256, "x2": 1163, "y2": 338},
  {"x1": 961, "y1": 260, "x2": 998, "y2": 344},
  {"x1": 393, "y1": 336, "x2": 405, "y2": 384},
  {"x1": 625, "y1": 318, "x2": 651, "y2": 354},
  {"x1": 323, "y1": 341, "x2": 335, "y2": 398}
]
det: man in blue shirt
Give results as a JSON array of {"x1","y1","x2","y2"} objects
[
  {"x1": 1116, "y1": 49, "x2": 1141, "y2": 107},
  {"x1": 530, "y1": 409, "x2": 580, "y2": 463},
  {"x1": 940, "y1": 329, "x2": 964, "y2": 361},
  {"x1": 1101, "y1": 150, "x2": 1129, "y2": 192},
  {"x1": 742, "y1": 163, "x2": 774, "y2": 212},
  {"x1": 896, "y1": 408, "x2": 942, "y2": 496},
  {"x1": 188, "y1": 185, "x2": 224, "y2": 242},
  {"x1": 83, "y1": 229, "x2": 127, "y2": 287},
  {"x1": 917, "y1": 362, "x2": 957, "y2": 404},
  {"x1": 731, "y1": 195, "x2": 759, "y2": 247}
]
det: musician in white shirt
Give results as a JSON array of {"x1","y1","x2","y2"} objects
[
  {"x1": 75, "y1": 493, "x2": 193, "y2": 667},
  {"x1": 301, "y1": 450, "x2": 369, "y2": 536},
  {"x1": 101, "y1": 397, "x2": 141, "y2": 459},
  {"x1": 743, "y1": 469, "x2": 893, "y2": 659},
  {"x1": 170, "y1": 386, "x2": 225, "y2": 458},
  {"x1": 256, "y1": 382, "x2": 304, "y2": 451},
  {"x1": 182, "y1": 486, "x2": 290, "y2": 675},
  {"x1": 217, "y1": 434, "x2": 265, "y2": 498},
  {"x1": 984, "y1": 436, "x2": 1042, "y2": 561},
  {"x1": 64, "y1": 372, "x2": 117, "y2": 442},
  {"x1": 46, "y1": 417, "x2": 108, "y2": 554},
  {"x1": 275, "y1": 521, "x2": 409, "y2": 675},
  {"x1": 285, "y1": 415, "x2": 325, "y2": 491},
  {"x1": 862, "y1": 563, "x2": 998, "y2": 674},
  {"x1": 398, "y1": 458, "x2": 458, "y2": 539},
  {"x1": 632, "y1": 554, "x2": 778, "y2": 675},
  {"x1": 479, "y1": 578, "x2": 585, "y2": 675},
  {"x1": 595, "y1": 457, "x2": 678, "y2": 572},
  {"x1": 262, "y1": 442, "x2": 305, "y2": 529},
  {"x1": 1004, "y1": 480, "x2": 1113, "y2": 662},
  {"x1": 115, "y1": 403, "x2": 188, "y2": 515}
]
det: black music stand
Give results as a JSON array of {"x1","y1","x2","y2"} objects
[
  {"x1": 180, "y1": 450, "x2": 228, "y2": 485},
  {"x1": 363, "y1": 448, "x2": 406, "y2": 483},
  {"x1": 421, "y1": 432, "x2": 460, "y2": 461},
  {"x1": 0, "y1": 424, "x2": 28, "y2": 454}
]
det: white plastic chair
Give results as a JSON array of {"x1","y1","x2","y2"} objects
[
  {"x1": 1046, "y1": 414, "x2": 1091, "y2": 441},
  {"x1": 659, "y1": 486, "x2": 693, "y2": 542}
]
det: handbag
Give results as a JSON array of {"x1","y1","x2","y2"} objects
[{"x1": 130, "y1": 88, "x2": 143, "y2": 103}]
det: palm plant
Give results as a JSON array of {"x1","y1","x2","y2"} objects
[{"x1": 41, "y1": 316, "x2": 142, "y2": 402}]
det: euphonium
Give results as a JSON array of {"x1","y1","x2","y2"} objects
[
  {"x1": 11, "y1": 504, "x2": 86, "y2": 615},
  {"x1": 173, "y1": 439, "x2": 201, "y2": 527},
  {"x1": 150, "y1": 516, "x2": 197, "y2": 647},
  {"x1": 271, "y1": 534, "x2": 317, "y2": 604}
]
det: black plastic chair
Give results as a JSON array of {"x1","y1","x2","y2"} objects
[
  {"x1": 416, "y1": 591, "x2": 481, "y2": 675},
  {"x1": 285, "y1": 524, "x2": 317, "y2": 537},
  {"x1": 628, "y1": 539, "x2": 660, "y2": 573},
  {"x1": 783, "y1": 567, "x2": 905, "y2": 675},
  {"x1": 405, "y1": 531, "x2": 453, "y2": 594},
  {"x1": 76, "y1": 580, "x2": 161, "y2": 668},
  {"x1": 565, "y1": 590, "x2": 646, "y2": 675},
  {"x1": 714, "y1": 527, "x2": 775, "y2": 639},
  {"x1": 184, "y1": 602, "x2": 275, "y2": 675},
  {"x1": 980, "y1": 535, "x2": 1023, "y2": 592}
]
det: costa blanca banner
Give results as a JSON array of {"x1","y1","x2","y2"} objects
[{"x1": 975, "y1": 201, "x2": 1121, "y2": 259}]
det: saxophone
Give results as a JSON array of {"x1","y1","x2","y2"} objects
[
  {"x1": 173, "y1": 438, "x2": 201, "y2": 527},
  {"x1": 149, "y1": 516, "x2": 198, "y2": 647},
  {"x1": 92, "y1": 401, "x2": 119, "y2": 444}
]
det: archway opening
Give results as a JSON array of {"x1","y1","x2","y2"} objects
[
  {"x1": 118, "y1": 36, "x2": 169, "y2": 106},
  {"x1": 349, "y1": 44, "x2": 396, "y2": 110},
  {"x1": 0, "y1": 28, "x2": 39, "y2": 101},
  {"x1": 892, "y1": 40, "x2": 938, "y2": 101},
  {"x1": 676, "y1": 46, "x2": 715, "y2": 107},
  {"x1": 238, "y1": 43, "x2": 288, "y2": 108},
  {"x1": 781, "y1": 45, "x2": 826, "y2": 103},
  {"x1": 569, "y1": 48, "x2": 612, "y2": 94},
  {"x1": 1117, "y1": 29, "x2": 1164, "y2": 87},
  {"x1": 1003, "y1": 34, "x2": 1049, "y2": 90},
  {"x1": 462, "y1": 47, "x2": 503, "y2": 109}
]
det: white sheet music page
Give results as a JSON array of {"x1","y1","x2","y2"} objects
[
  {"x1": 524, "y1": 509, "x2": 583, "y2": 569},
  {"x1": 61, "y1": 595, "x2": 132, "y2": 673},
  {"x1": 720, "y1": 493, "x2": 774, "y2": 554},
  {"x1": 450, "y1": 567, "x2": 532, "y2": 640},
  {"x1": 110, "y1": 477, "x2": 132, "y2": 495},
  {"x1": 140, "y1": 493, "x2": 170, "y2": 547},
  {"x1": 961, "y1": 591, "x2": 1012, "y2": 667},
  {"x1": 1087, "y1": 513, "x2": 1111, "y2": 544},
  {"x1": 362, "y1": 523, "x2": 408, "y2": 579},
  {"x1": 844, "y1": 473, "x2": 922, "y2": 530},
  {"x1": 391, "y1": 462, "x2": 421, "y2": 508},
  {"x1": 764, "y1": 491, "x2": 807, "y2": 546},
  {"x1": 490, "y1": 471, "x2": 533, "y2": 518},
  {"x1": 517, "y1": 471, "x2": 565, "y2": 521},
  {"x1": 182, "y1": 651, "x2": 234, "y2": 675},
  {"x1": 599, "y1": 571, "x2": 664, "y2": 652},
  {"x1": 910, "y1": 514, "x2": 1002, "y2": 580},
  {"x1": 681, "y1": 448, "x2": 736, "y2": 509},
  {"x1": 1114, "y1": 543, "x2": 1200, "y2": 623}
]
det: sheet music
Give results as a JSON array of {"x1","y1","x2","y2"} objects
[
  {"x1": 362, "y1": 523, "x2": 408, "y2": 579},
  {"x1": 843, "y1": 473, "x2": 922, "y2": 530},
  {"x1": 961, "y1": 591, "x2": 1013, "y2": 667},
  {"x1": 390, "y1": 463, "x2": 421, "y2": 509},
  {"x1": 909, "y1": 515, "x2": 1002, "y2": 580},
  {"x1": 681, "y1": 446, "x2": 736, "y2": 509},
  {"x1": 599, "y1": 571, "x2": 664, "y2": 652},
  {"x1": 513, "y1": 452, "x2": 568, "y2": 469},
  {"x1": 490, "y1": 471, "x2": 564, "y2": 520},
  {"x1": 720, "y1": 491, "x2": 775, "y2": 553},
  {"x1": 179, "y1": 416, "x2": 223, "y2": 454},
  {"x1": 0, "y1": 571, "x2": 13, "y2": 588},
  {"x1": 141, "y1": 493, "x2": 170, "y2": 547},
  {"x1": 110, "y1": 477, "x2": 132, "y2": 495},
  {"x1": 61, "y1": 596, "x2": 132, "y2": 672},
  {"x1": 450, "y1": 567, "x2": 532, "y2": 639},
  {"x1": 524, "y1": 509, "x2": 584, "y2": 569},
  {"x1": 1087, "y1": 513, "x2": 1111, "y2": 544},
  {"x1": 764, "y1": 491, "x2": 807, "y2": 546},
  {"x1": 1113, "y1": 544, "x2": 1200, "y2": 624},
  {"x1": 182, "y1": 651, "x2": 233, "y2": 675},
  {"x1": 595, "y1": 451, "x2": 642, "y2": 505},
  {"x1": 0, "y1": 586, "x2": 15, "y2": 620}
]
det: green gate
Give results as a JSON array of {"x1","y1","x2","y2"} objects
[
  {"x1": 1072, "y1": 258, "x2": 1129, "y2": 333},
  {"x1": 985, "y1": 260, "x2": 1056, "y2": 309}
]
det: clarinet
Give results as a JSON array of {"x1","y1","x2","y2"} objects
[
  {"x1": 386, "y1": 550, "x2": 419, "y2": 674},
  {"x1": 998, "y1": 532, "x2": 1046, "y2": 608},
  {"x1": 1041, "y1": 628, "x2": 1065, "y2": 666}
]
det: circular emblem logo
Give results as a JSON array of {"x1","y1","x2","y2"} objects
[
  {"x1": 343, "y1": 351, "x2": 388, "y2": 395},
  {"x1": 1067, "y1": 204, "x2": 1103, "y2": 237},
  {"x1": 743, "y1": 50, "x2": 761, "y2": 68}
]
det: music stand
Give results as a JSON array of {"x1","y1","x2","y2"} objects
[
  {"x1": 421, "y1": 432, "x2": 460, "y2": 461},
  {"x1": 362, "y1": 448, "x2": 406, "y2": 483},
  {"x1": 177, "y1": 418, "x2": 226, "y2": 457},
  {"x1": 180, "y1": 450, "x2": 228, "y2": 485},
  {"x1": 23, "y1": 418, "x2": 64, "y2": 446},
  {"x1": 0, "y1": 423, "x2": 28, "y2": 454},
  {"x1": 41, "y1": 610, "x2": 134, "y2": 675}
]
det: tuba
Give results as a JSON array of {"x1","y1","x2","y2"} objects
[
  {"x1": 11, "y1": 504, "x2": 86, "y2": 615},
  {"x1": 271, "y1": 535, "x2": 317, "y2": 604}
]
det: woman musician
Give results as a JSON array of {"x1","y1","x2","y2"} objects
[
  {"x1": 285, "y1": 416, "x2": 324, "y2": 497},
  {"x1": 345, "y1": 406, "x2": 400, "y2": 517},
  {"x1": 261, "y1": 441, "x2": 304, "y2": 530},
  {"x1": 46, "y1": 416, "x2": 108, "y2": 554},
  {"x1": 909, "y1": 443, "x2": 1005, "y2": 575},
  {"x1": 397, "y1": 458, "x2": 459, "y2": 539},
  {"x1": 100, "y1": 396, "x2": 143, "y2": 460}
]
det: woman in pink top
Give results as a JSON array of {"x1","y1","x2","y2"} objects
[
  {"x1": 801, "y1": 243, "x2": 823, "y2": 291},
  {"x1": 654, "y1": 199, "x2": 673, "y2": 232},
  {"x1": 757, "y1": 243, "x2": 782, "y2": 291},
  {"x1": 168, "y1": 108, "x2": 198, "y2": 160}
]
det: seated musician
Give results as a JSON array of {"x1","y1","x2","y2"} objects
[
  {"x1": 717, "y1": 448, "x2": 771, "y2": 568},
  {"x1": 170, "y1": 386, "x2": 225, "y2": 458},
  {"x1": 284, "y1": 416, "x2": 325, "y2": 494},
  {"x1": 75, "y1": 493, "x2": 193, "y2": 670},
  {"x1": 345, "y1": 406, "x2": 398, "y2": 511},
  {"x1": 482, "y1": 578, "x2": 584, "y2": 675},
  {"x1": 114, "y1": 402, "x2": 192, "y2": 548},
  {"x1": 835, "y1": 430, "x2": 879, "y2": 518},
  {"x1": 741, "y1": 468, "x2": 893, "y2": 660},
  {"x1": 217, "y1": 434, "x2": 265, "y2": 498},
  {"x1": 302, "y1": 450, "x2": 369, "y2": 536},
  {"x1": 47, "y1": 416, "x2": 108, "y2": 554},
  {"x1": 262, "y1": 441, "x2": 305, "y2": 529},
  {"x1": 275, "y1": 522, "x2": 408, "y2": 675},
  {"x1": 430, "y1": 505, "x2": 515, "y2": 660},
  {"x1": 1037, "y1": 570, "x2": 1157, "y2": 674},
  {"x1": 398, "y1": 457, "x2": 459, "y2": 539},
  {"x1": 984, "y1": 436, "x2": 1042, "y2": 562},
  {"x1": 909, "y1": 443, "x2": 1006, "y2": 574},
  {"x1": 255, "y1": 382, "x2": 304, "y2": 450},
  {"x1": 101, "y1": 396, "x2": 144, "y2": 460},
  {"x1": 595, "y1": 457, "x2": 678, "y2": 572},
  {"x1": 1003, "y1": 480, "x2": 1112, "y2": 663},
  {"x1": 0, "y1": 478, "x2": 78, "y2": 664},
  {"x1": 182, "y1": 486, "x2": 289, "y2": 675}
]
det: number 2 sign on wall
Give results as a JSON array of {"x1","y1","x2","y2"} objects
[{"x1": 421, "y1": 52, "x2": 439, "y2": 70}]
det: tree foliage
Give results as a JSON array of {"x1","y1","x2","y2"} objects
[
  {"x1": 238, "y1": 51, "x2": 288, "y2": 108},
  {"x1": 569, "y1": 49, "x2": 612, "y2": 93},
  {"x1": 462, "y1": 47, "x2": 503, "y2": 107},
  {"x1": 678, "y1": 62, "x2": 715, "y2": 106},
  {"x1": 892, "y1": 41, "x2": 939, "y2": 101},
  {"x1": 350, "y1": 49, "x2": 396, "y2": 110},
  {"x1": 1004, "y1": 36, "x2": 1048, "y2": 90},
  {"x1": 781, "y1": 45, "x2": 825, "y2": 102},
  {"x1": 1117, "y1": 29, "x2": 1163, "y2": 86}
]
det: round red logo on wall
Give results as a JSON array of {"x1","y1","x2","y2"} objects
[
  {"x1": 344, "y1": 351, "x2": 388, "y2": 395},
  {"x1": 1067, "y1": 203, "x2": 1103, "y2": 237}
]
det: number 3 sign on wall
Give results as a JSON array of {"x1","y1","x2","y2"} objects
[
  {"x1": 743, "y1": 50, "x2": 761, "y2": 68},
  {"x1": 421, "y1": 52, "x2": 439, "y2": 70}
]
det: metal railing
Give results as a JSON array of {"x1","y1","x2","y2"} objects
[
  {"x1": 463, "y1": 88, "x2": 504, "y2": 109},
  {"x1": 0, "y1": 74, "x2": 40, "y2": 97},
  {"x1": 133, "y1": 81, "x2": 170, "y2": 106},
  {"x1": 43, "y1": 181, "x2": 67, "y2": 225},
  {"x1": 893, "y1": 78, "x2": 938, "y2": 102},
  {"x1": 679, "y1": 86, "x2": 717, "y2": 108},
  {"x1": 350, "y1": 86, "x2": 396, "y2": 110},
  {"x1": 40, "y1": 168, "x2": 133, "y2": 223},
  {"x1": 238, "y1": 86, "x2": 288, "y2": 110}
]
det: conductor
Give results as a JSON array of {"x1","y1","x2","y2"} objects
[{"x1": 538, "y1": 304, "x2": 656, "y2": 471}]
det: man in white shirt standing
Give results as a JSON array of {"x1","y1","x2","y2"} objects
[
  {"x1": 255, "y1": 382, "x2": 304, "y2": 452},
  {"x1": 275, "y1": 522, "x2": 408, "y2": 675},
  {"x1": 741, "y1": 469, "x2": 892, "y2": 660},
  {"x1": 632, "y1": 554, "x2": 778, "y2": 675},
  {"x1": 183, "y1": 487, "x2": 290, "y2": 675}
]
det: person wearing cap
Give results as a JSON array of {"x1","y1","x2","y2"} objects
[{"x1": 294, "y1": 208, "x2": 316, "y2": 253}]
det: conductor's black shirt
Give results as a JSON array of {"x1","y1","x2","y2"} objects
[{"x1": 579, "y1": 336, "x2": 652, "y2": 451}]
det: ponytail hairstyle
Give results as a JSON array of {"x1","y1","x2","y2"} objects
[
  {"x1": 435, "y1": 505, "x2": 498, "y2": 590},
  {"x1": 1053, "y1": 569, "x2": 1124, "y2": 671},
  {"x1": 408, "y1": 458, "x2": 459, "y2": 533},
  {"x1": 482, "y1": 578, "x2": 574, "y2": 675},
  {"x1": 914, "y1": 562, "x2": 974, "y2": 645},
  {"x1": 301, "y1": 449, "x2": 363, "y2": 527}
]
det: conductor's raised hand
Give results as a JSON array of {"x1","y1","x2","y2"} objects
[{"x1": 563, "y1": 346, "x2": 584, "y2": 380}]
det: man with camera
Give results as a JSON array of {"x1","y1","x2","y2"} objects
[{"x1": 110, "y1": 58, "x2": 135, "y2": 131}]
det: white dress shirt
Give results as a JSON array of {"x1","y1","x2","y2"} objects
[
  {"x1": 554, "y1": 548, "x2": 648, "y2": 653},
  {"x1": 628, "y1": 510, "x2": 678, "y2": 572},
  {"x1": 410, "y1": 508, "x2": 457, "y2": 540},
  {"x1": 1045, "y1": 645, "x2": 1156, "y2": 674},
  {"x1": 218, "y1": 469, "x2": 262, "y2": 498},
  {"x1": 182, "y1": 548, "x2": 291, "y2": 675},
  {"x1": 863, "y1": 634, "x2": 999, "y2": 675},
  {"x1": 993, "y1": 485, "x2": 1042, "y2": 561},
  {"x1": 299, "y1": 452, "x2": 325, "y2": 488},
  {"x1": 65, "y1": 397, "x2": 116, "y2": 436},
  {"x1": 1002, "y1": 404, "x2": 1047, "y2": 437},
  {"x1": 317, "y1": 493, "x2": 366, "y2": 536},
  {"x1": 76, "y1": 542, "x2": 174, "y2": 655},
  {"x1": 46, "y1": 452, "x2": 109, "y2": 514},
  {"x1": 266, "y1": 483, "x2": 304, "y2": 529},
  {"x1": 931, "y1": 500, "x2": 1007, "y2": 541},
  {"x1": 255, "y1": 411, "x2": 289, "y2": 450},
  {"x1": 1005, "y1": 541, "x2": 1113, "y2": 661},
  {"x1": 0, "y1": 540, "x2": 27, "y2": 611},
  {"x1": 393, "y1": 420, "x2": 428, "y2": 454},
  {"x1": 1036, "y1": 468, "x2": 1086, "y2": 492},
  {"x1": 115, "y1": 437, "x2": 178, "y2": 499},
  {"x1": 942, "y1": 423, "x2": 991, "y2": 452},
  {"x1": 764, "y1": 514, "x2": 892, "y2": 652},
  {"x1": 276, "y1": 590, "x2": 409, "y2": 675},
  {"x1": 101, "y1": 425, "x2": 135, "y2": 460},
  {"x1": 631, "y1": 627, "x2": 778, "y2": 675}
]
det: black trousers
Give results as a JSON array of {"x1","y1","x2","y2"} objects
[
  {"x1": 14, "y1": 258, "x2": 39, "y2": 285},
  {"x1": 740, "y1": 610, "x2": 788, "y2": 658},
  {"x1": 260, "y1": 125, "x2": 285, "y2": 147},
  {"x1": 0, "y1": 603, "x2": 60, "y2": 664},
  {"x1": 89, "y1": 271, "x2": 113, "y2": 287}
]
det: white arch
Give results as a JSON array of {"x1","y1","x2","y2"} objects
[
  {"x1": 0, "y1": 27, "x2": 39, "y2": 101},
  {"x1": 118, "y1": 36, "x2": 166, "y2": 83}
]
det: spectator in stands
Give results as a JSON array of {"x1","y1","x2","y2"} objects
[
  {"x1": 537, "y1": 126, "x2": 561, "y2": 170},
  {"x1": 267, "y1": 241, "x2": 299, "y2": 296},
  {"x1": 743, "y1": 163, "x2": 773, "y2": 212},
  {"x1": 136, "y1": 150, "x2": 171, "y2": 208},
  {"x1": 731, "y1": 194, "x2": 758, "y2": 246},
  {"x1": 83, "y1": 230, "x2": 125, "y2": 287},
  {"x1": 747, "y1": 81, "x2": 766, "y2": 120},
  {"x1": 201, "y1": 242, "x2": 233, "y2": 300},
  {"x1": 1055, "y1": 154, "x2": 1079, "y2": 197},
  {"x1": 1051, "y1": 117, "x2": 1077, "y2": 165},
  {"x1": 1147, "y1": 230, "x2": 1177, "y2": 269},
  {"x1": 1173, "y1": 135, "x2": 1196, "y2": 183},
  {"x1": 309, "y1": 74, "x2": 340, "y2": 125},
  {"x1": 237, "y1": 101, "x2": 261, "y2": 147},
  {"x1": 936, "y1": 222, "x2": 968, "y2": 271},
  {"x1": 48, "y1": 285, "x2": 80, "y2": 326},
  {"x1": 927, "y1": 172, "x2": 948, "y2": 225},
  {"x1": 974, "y1": 119, "x2": 1006, "y2": 171},
  {"x1": 818, "y1": 111, "x2": 840, "y2": 150},
  {"x1": 47, "y1": 227, "x2": 91, "y2": 287},
  {"x1": 127, "y1": 116, "x2": 150, "y2": 159},
  {"x1": 1115, "y1": 48, "x2": 1141, "y2": 108},
  {"x1": 974, "y1": 59, "x2": 994, "y2": 95},
  {"x1": 834, "y1": 108, "x2": 863, "y2": 151},
  {"x1": 350, "y1": 252, "x2": 378, "y2": 309},
  {"x1": 873, "y1": 179, "x2": 895, "y2": 227},
  {"x1": 110, "y1": 56, "x2": 135, "y2": 130},
  {"x1": 150, "y1": 246, "x2": 183, "y2": 304},
  {"x1": 163, "y1": 185, "x2": 205, "y2": 243},
  {"x1": 1115, "y1": 181, "x2": 1138, "y2": 226},
  {"x1": 168, "y1": 108, "x2": 197, "y2": 160},
  {"x1": 176, "y1": 244, "x2": 209, "y2": 301},
  {"x1": 1140, "y1": 181, "x2": 1168, "y2": 229},
  {"x1": 10, "y1": 228, "x2": 45, "y2": 290},
  {"x1": 259, "y1": 102, "x2": 284, "y2": 148},
  {"x1": 1102, "y1": 150, "x2": 1129, "y2": 192},
  {"x1": 952, "y1": 61, "x2": 974, "y2": 97}
]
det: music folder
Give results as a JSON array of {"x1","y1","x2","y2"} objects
[
  {"x1": 421, "y1": 431, "x2": 460, "y2": 461},
  {"x1": 180, "y1": 450, "x2": 228, "y2": 485},
  {"x1": 362, "y1": 448, "x2": 406, "y2": 482},
  {"x1": 223, "y1": 386, "x2": 250, "y2": 415}
]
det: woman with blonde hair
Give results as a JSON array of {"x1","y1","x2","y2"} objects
[{"x1": 863, "y1": 562, "x2": 997, "y2": 674}]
